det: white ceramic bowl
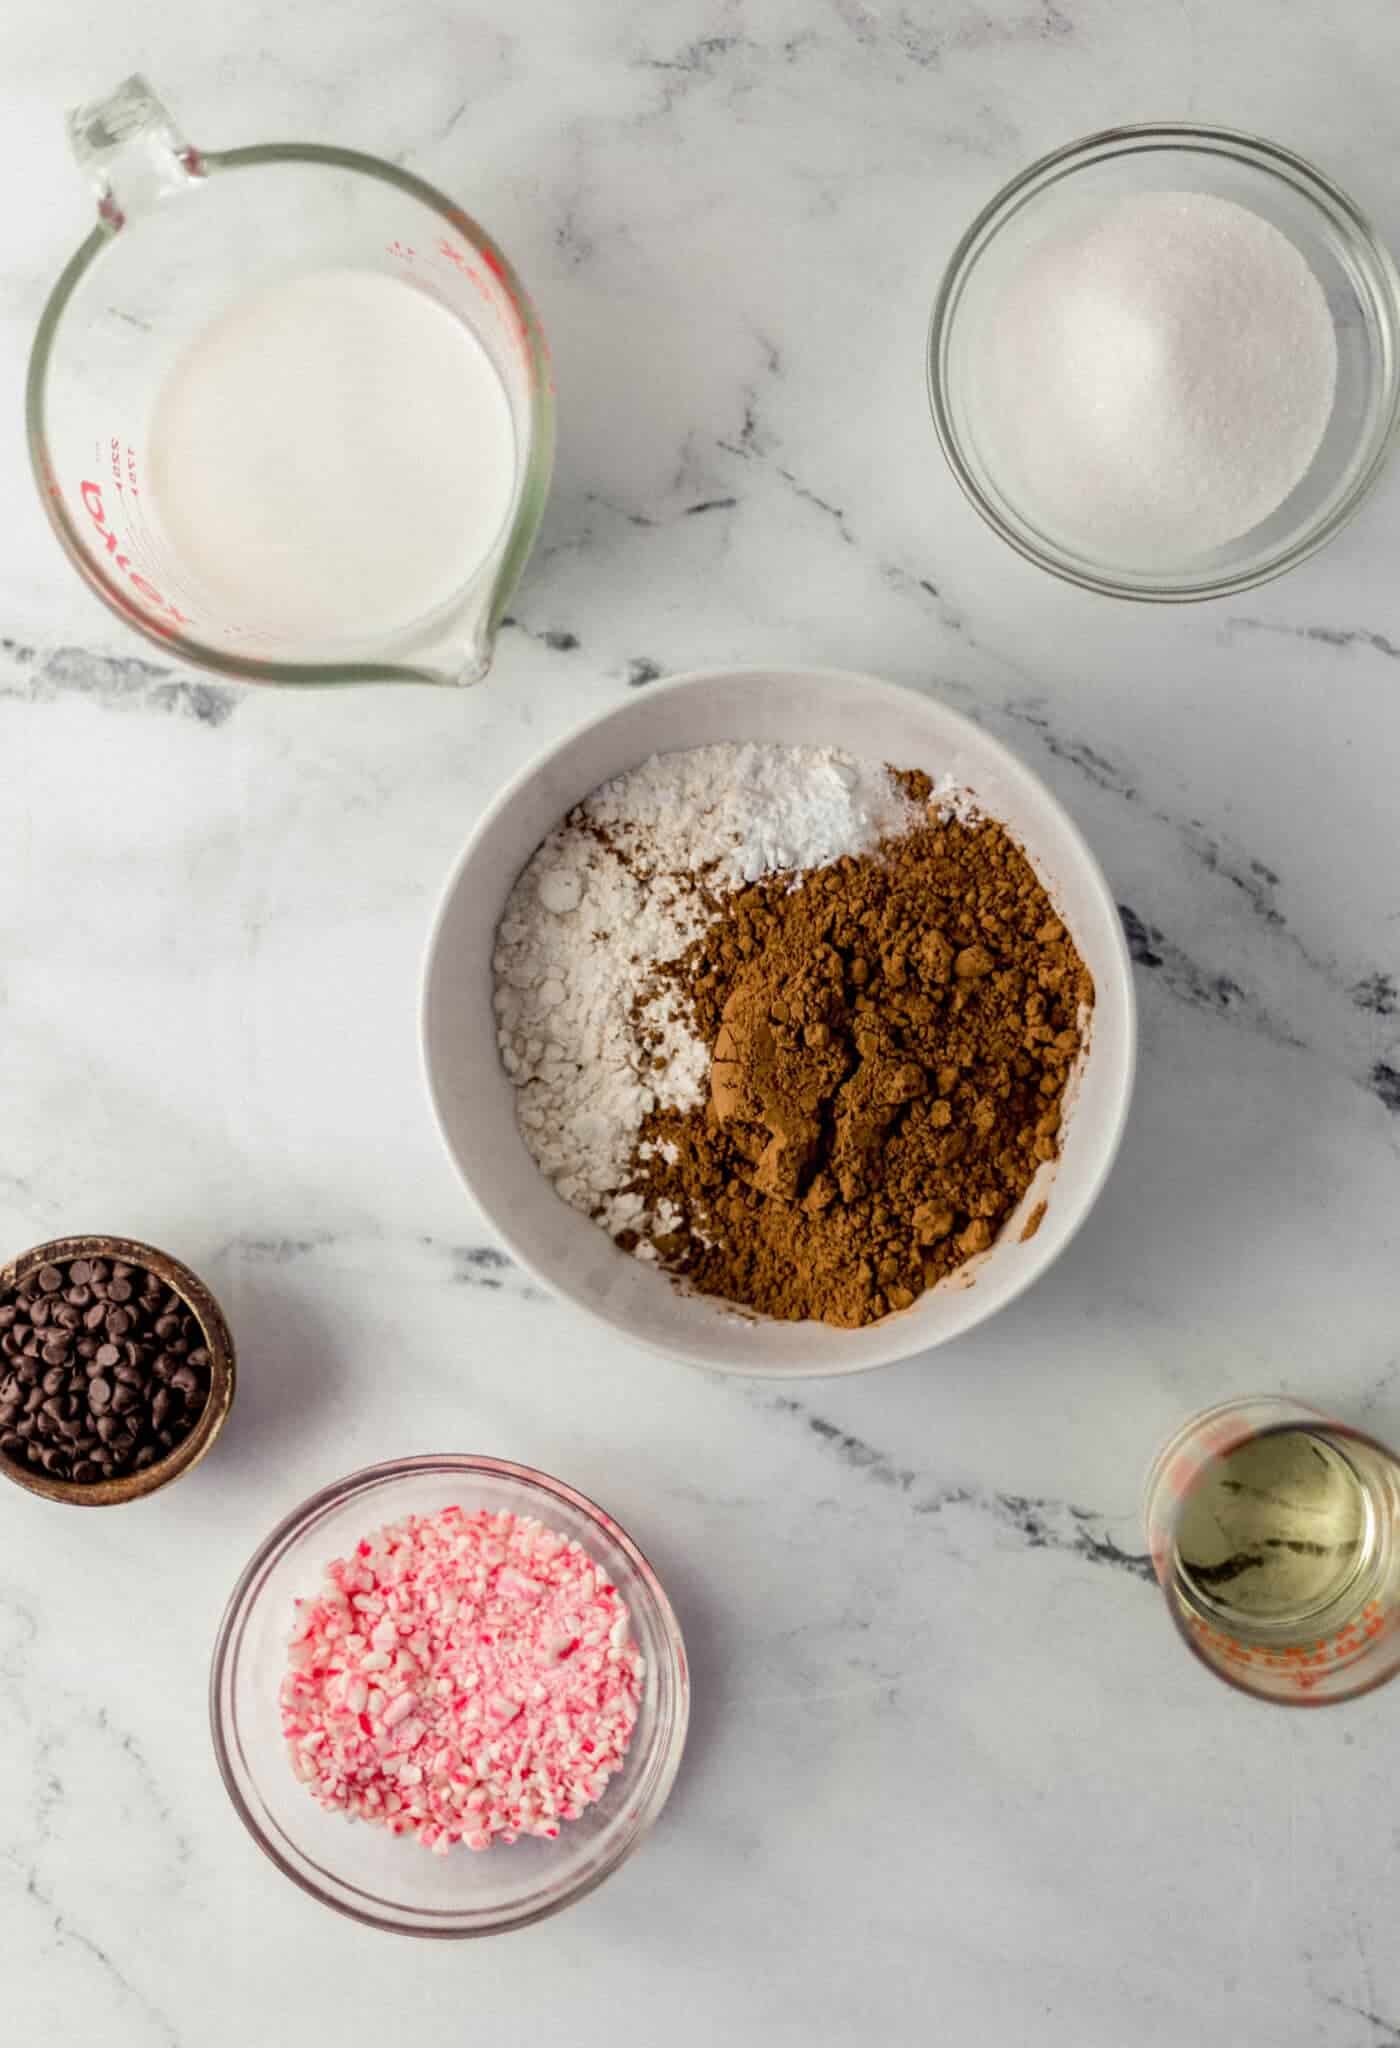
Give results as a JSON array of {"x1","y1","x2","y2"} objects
[{"x1": 422, "y1": 668, "x2": 1136, "y2": 1375}]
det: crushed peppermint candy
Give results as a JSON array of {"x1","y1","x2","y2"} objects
[{"x1": 280, "y1": 1506, "x2": 644, "y2": 1853}]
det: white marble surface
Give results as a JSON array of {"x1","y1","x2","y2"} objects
[{"x1": 4, "y1": 3, "x2": 1400, "y2": 2042}]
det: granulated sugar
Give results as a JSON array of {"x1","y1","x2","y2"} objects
[
  {"x1": 492, "y1": 745, "x2": 924, "y2": 1237},
  {"x1": 978, "y1": 190, "x2": 1338, "y2": 560}
]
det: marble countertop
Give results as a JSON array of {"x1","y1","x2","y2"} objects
[{"x1": 5, "y1": 3, "x2": 1400, "y2": 2043}]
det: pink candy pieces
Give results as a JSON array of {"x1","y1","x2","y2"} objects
[{"x1": 280, "y1": 1506, "x2": 644, "y2": 1854}]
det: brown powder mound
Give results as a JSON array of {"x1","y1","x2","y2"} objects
[{"x1": 626, "y1": 811, "x2": 1094, "y2": 1328}]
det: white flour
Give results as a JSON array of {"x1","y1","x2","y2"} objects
[{"x1": 492, "y1": 744, "x2": 925, "y2": 1235}]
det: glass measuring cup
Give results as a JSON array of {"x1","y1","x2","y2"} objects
[
  {"x1": 1145, "y1": 1396, "x2": 1400, "y2": 1705},
  {"x1": 26, "y1": 76, "x2": 554, "y2": 687}
]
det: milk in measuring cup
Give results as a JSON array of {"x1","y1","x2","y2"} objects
[{"x1": 147, "y1": 269, "x2": 517, "y2": 643}]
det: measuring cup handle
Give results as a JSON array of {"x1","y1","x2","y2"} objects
[{"x1": 67, "y1": 75, "x2": 203, "y2": 231}]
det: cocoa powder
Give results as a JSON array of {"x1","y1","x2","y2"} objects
[{"x1": 624, "y1": 803, "x2": 1094, "y2": 1328}]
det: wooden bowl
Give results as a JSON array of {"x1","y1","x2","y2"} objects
[{"x1": 0, "y1": 1235, "x2": 235, "y2": 1506}]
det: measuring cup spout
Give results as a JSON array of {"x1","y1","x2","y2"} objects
[
  {"x1": 411, "y1": 612, "x2": 496, "y2": 689},
  {"x1": 68, "y1": 76, "x2": 203, "y2": 230},
  {"x1": 32, "y1": 84, "x2": 555, "y2": 688},
  {"x1": 408, "y1": 458, "x2": 553, "y2": 686}
]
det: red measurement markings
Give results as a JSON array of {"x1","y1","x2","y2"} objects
[
  {"x1": 79, "y1": 479, "x2": 192, "y2": 629},
  {"x1": 432, "y1": 235, "x2": 538, "y2": 374}
]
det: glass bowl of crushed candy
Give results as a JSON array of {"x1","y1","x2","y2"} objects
[
  {"x1": 210, "y1": 1455, "x2": 688, "y2": 1935},
  {"x1": 929, "y1": 123, "x2": 1400, "y2": 599}
]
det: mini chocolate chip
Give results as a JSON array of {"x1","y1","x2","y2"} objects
[
  {"x1": 71, "y1": 1460, "x2": 99, "y2": 1483},
  {"x1": 37, "y1": 1266, "x2": 62, "y2": 1293},
  {"x1": 0, "y1": 1252, "x2": 210, "y2": 1483}
]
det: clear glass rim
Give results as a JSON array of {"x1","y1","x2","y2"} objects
[
  {"x1": 25, "y1": 142, "x2": 556, "y2": 686},
  {"x1": 1145, "y1": 1396, "x2": 1400, "y2": 1707},
  {"x1": 209, "y1": 1453, "x2": 690, "y2": 1935},
  {"x1": 927, "y1": 122, "x2": 1400, "y2": 602}
]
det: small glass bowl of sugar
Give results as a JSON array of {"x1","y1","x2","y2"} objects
[{"x1": 928, "y1": 123, "x2": 1400, "y2": 600}]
